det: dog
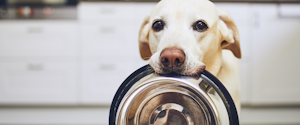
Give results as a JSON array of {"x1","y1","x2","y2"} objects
[{"x1": 138, "y1": 0, "x2": 242, "y2": 113}]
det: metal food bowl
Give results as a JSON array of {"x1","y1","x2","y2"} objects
[{"x1": 109, "y1": 65, "x2": 239, "y2": 125}]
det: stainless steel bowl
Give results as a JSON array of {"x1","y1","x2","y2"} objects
[{"x1": 109, "y1": 65, "x2": 239, "y2": 125}]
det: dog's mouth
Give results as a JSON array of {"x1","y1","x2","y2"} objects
[
  {"x1": 151, "y1": 62, "x2": 206, "y2": 76},
  {"x1": 149, "y1": 52, "x2": 206, "y2": 76},
  {"x1": 160, "y1": 66, "x2": 184, "y2": 75}
]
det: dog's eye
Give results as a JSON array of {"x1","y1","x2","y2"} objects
[
  {"x1": 193, "y1": 21, "x2": 208, "y2": 32},
  {"x1": 152, "y1": 20, "x2": 165, "y2": 32}
]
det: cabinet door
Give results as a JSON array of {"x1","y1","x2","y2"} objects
[
  {"x1": 0, "y1": 21, "x2": 79, "y2": 57},
  {"x1": 250, "y1": 4, "x2": 300, "y2": 105},
  {"x1": 80, "y1": 56, "x2": 145, "y2": 105},
  {"x1": 81, "y1": 19, "x2": 136, "y2": 57},
  {"x1": 78, "y1": 2, "x2": 135, "y2": 20},
  {"x1": 0, "y1": 60, "x2": 78, "y2": 105}
]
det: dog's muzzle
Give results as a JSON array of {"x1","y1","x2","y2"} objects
[
  {"x1": 109, "y1": 65, "x2": 239, "y2": 125},
  {"x1": 160, "y1": 48, "x2": 186, "y2": 74}
]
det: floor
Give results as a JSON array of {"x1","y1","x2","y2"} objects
[{"x1": 0, "y1": 106, "x2": 299, "y2": 125}]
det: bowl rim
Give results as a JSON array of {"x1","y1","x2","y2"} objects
[{"x1": 109, "y1": 64, "x2": 239, "y2": 125}]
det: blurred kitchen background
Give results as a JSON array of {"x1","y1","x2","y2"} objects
[{"x1": 0, "y1": 0, "x2": 299, "y2": 125}]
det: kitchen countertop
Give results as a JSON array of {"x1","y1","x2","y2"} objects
[
  {"x1": 81, "y1": 0, "x2": 300, "y2": 3},
  {"x1": 212, "y1": 0, "x2": 300, "y2": 2}
]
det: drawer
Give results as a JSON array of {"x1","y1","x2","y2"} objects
[
  {"x1": 80, "y1": 56, "x2": 146, "y2": 104},
  {"x1": 279, "y1": 4, "x2": 300, "y2": 18},
  {"x1": 78, "y1": 2, "x2": 135, "y2": 20},
  {"x1": 0, "y1": 61, "x2": 79, "y2": 105},
  {"x1": 0, "y1": 21, "x2": 79, "y2": 56},
  {"x1": 81, "y1": 20, "x2": 138, "y2": 56}
]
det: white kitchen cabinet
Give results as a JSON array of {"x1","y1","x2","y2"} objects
[
  {"x1": 250, "y1": 4, "x2": 300, "y2": 105},
  {"x1": 79, "y1": 2, "x2": 157, "y2": 57},
  {"x1": 80, "y1": 56, "x2": 145, "y2": 105},
  {"x1": 78, "y1": 2, "x2": 135, "y2": 20},
  {"x1": 0, "y1": 21, "x2": 79, "y2": 57},
  {"x1": 80, "y1": 19, "x2": 137, "y2": 57},
  {"x1": 78, "y1": 2, "x2": 149, "y2": 105},
  {"x1": 0, "y1": 59, "x2": 79, "y2": 105},
  {"x1": 0, "y1": 20, "x2": 80, "y2": 105},
  {"x1": 0, "y1": 2, "x2": 298, "y2": 107},
  {"x1": 216, "y1": 3, "x2": 300, "y2": 105},
  {"x1": 1, "y1": 2, "x2": 300, "y2": 125}
]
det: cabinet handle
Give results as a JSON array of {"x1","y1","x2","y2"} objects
[
  {"x1": 99, "y1": 8, "x2": 115, "y2": 14},
  {"x1": 278, "y1": 4, "x2": 300, "y2": 18},
  {"x1": 0, "y1": 8, "x2": 7, "y2": 18},
  {"x1": 99, "y1": 27, "x2": 115, "y2": 34},
  {"x1": 253, "y1": 12, "x2": 260, "y2": 29},
  {"x1": 99, "y1": 63, "x2": 115, "y2": 71},
  {"x1": 27, "y1": 63, "x2": 44, "y2": 71},
  {"x1": 27, "y1": 27, "x2": 43, "y2": 33}
]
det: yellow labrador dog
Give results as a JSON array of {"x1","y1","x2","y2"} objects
[{"x1": 138, "y1": 0, "x2": 241, "y2": 112}]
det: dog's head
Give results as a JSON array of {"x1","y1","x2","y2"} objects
[{"x1": 138, "y1": 0, "x2": 241, "y2": 76}]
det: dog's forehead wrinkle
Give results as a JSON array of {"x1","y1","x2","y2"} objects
[{"x1": 158, "y1": 33, "x2": 194, "y2": 51}]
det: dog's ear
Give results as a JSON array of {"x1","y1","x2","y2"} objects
[
  {"x1": 218, "y1": 9, "x2": 241, "y2": 59},
  {"x1": 138, "y1": 15, "x2": 152, "y2": 60}
]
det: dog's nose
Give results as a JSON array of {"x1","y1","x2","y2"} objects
[{"x1": 160, "y1": 48, "x2": 185, "y2": 68}]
